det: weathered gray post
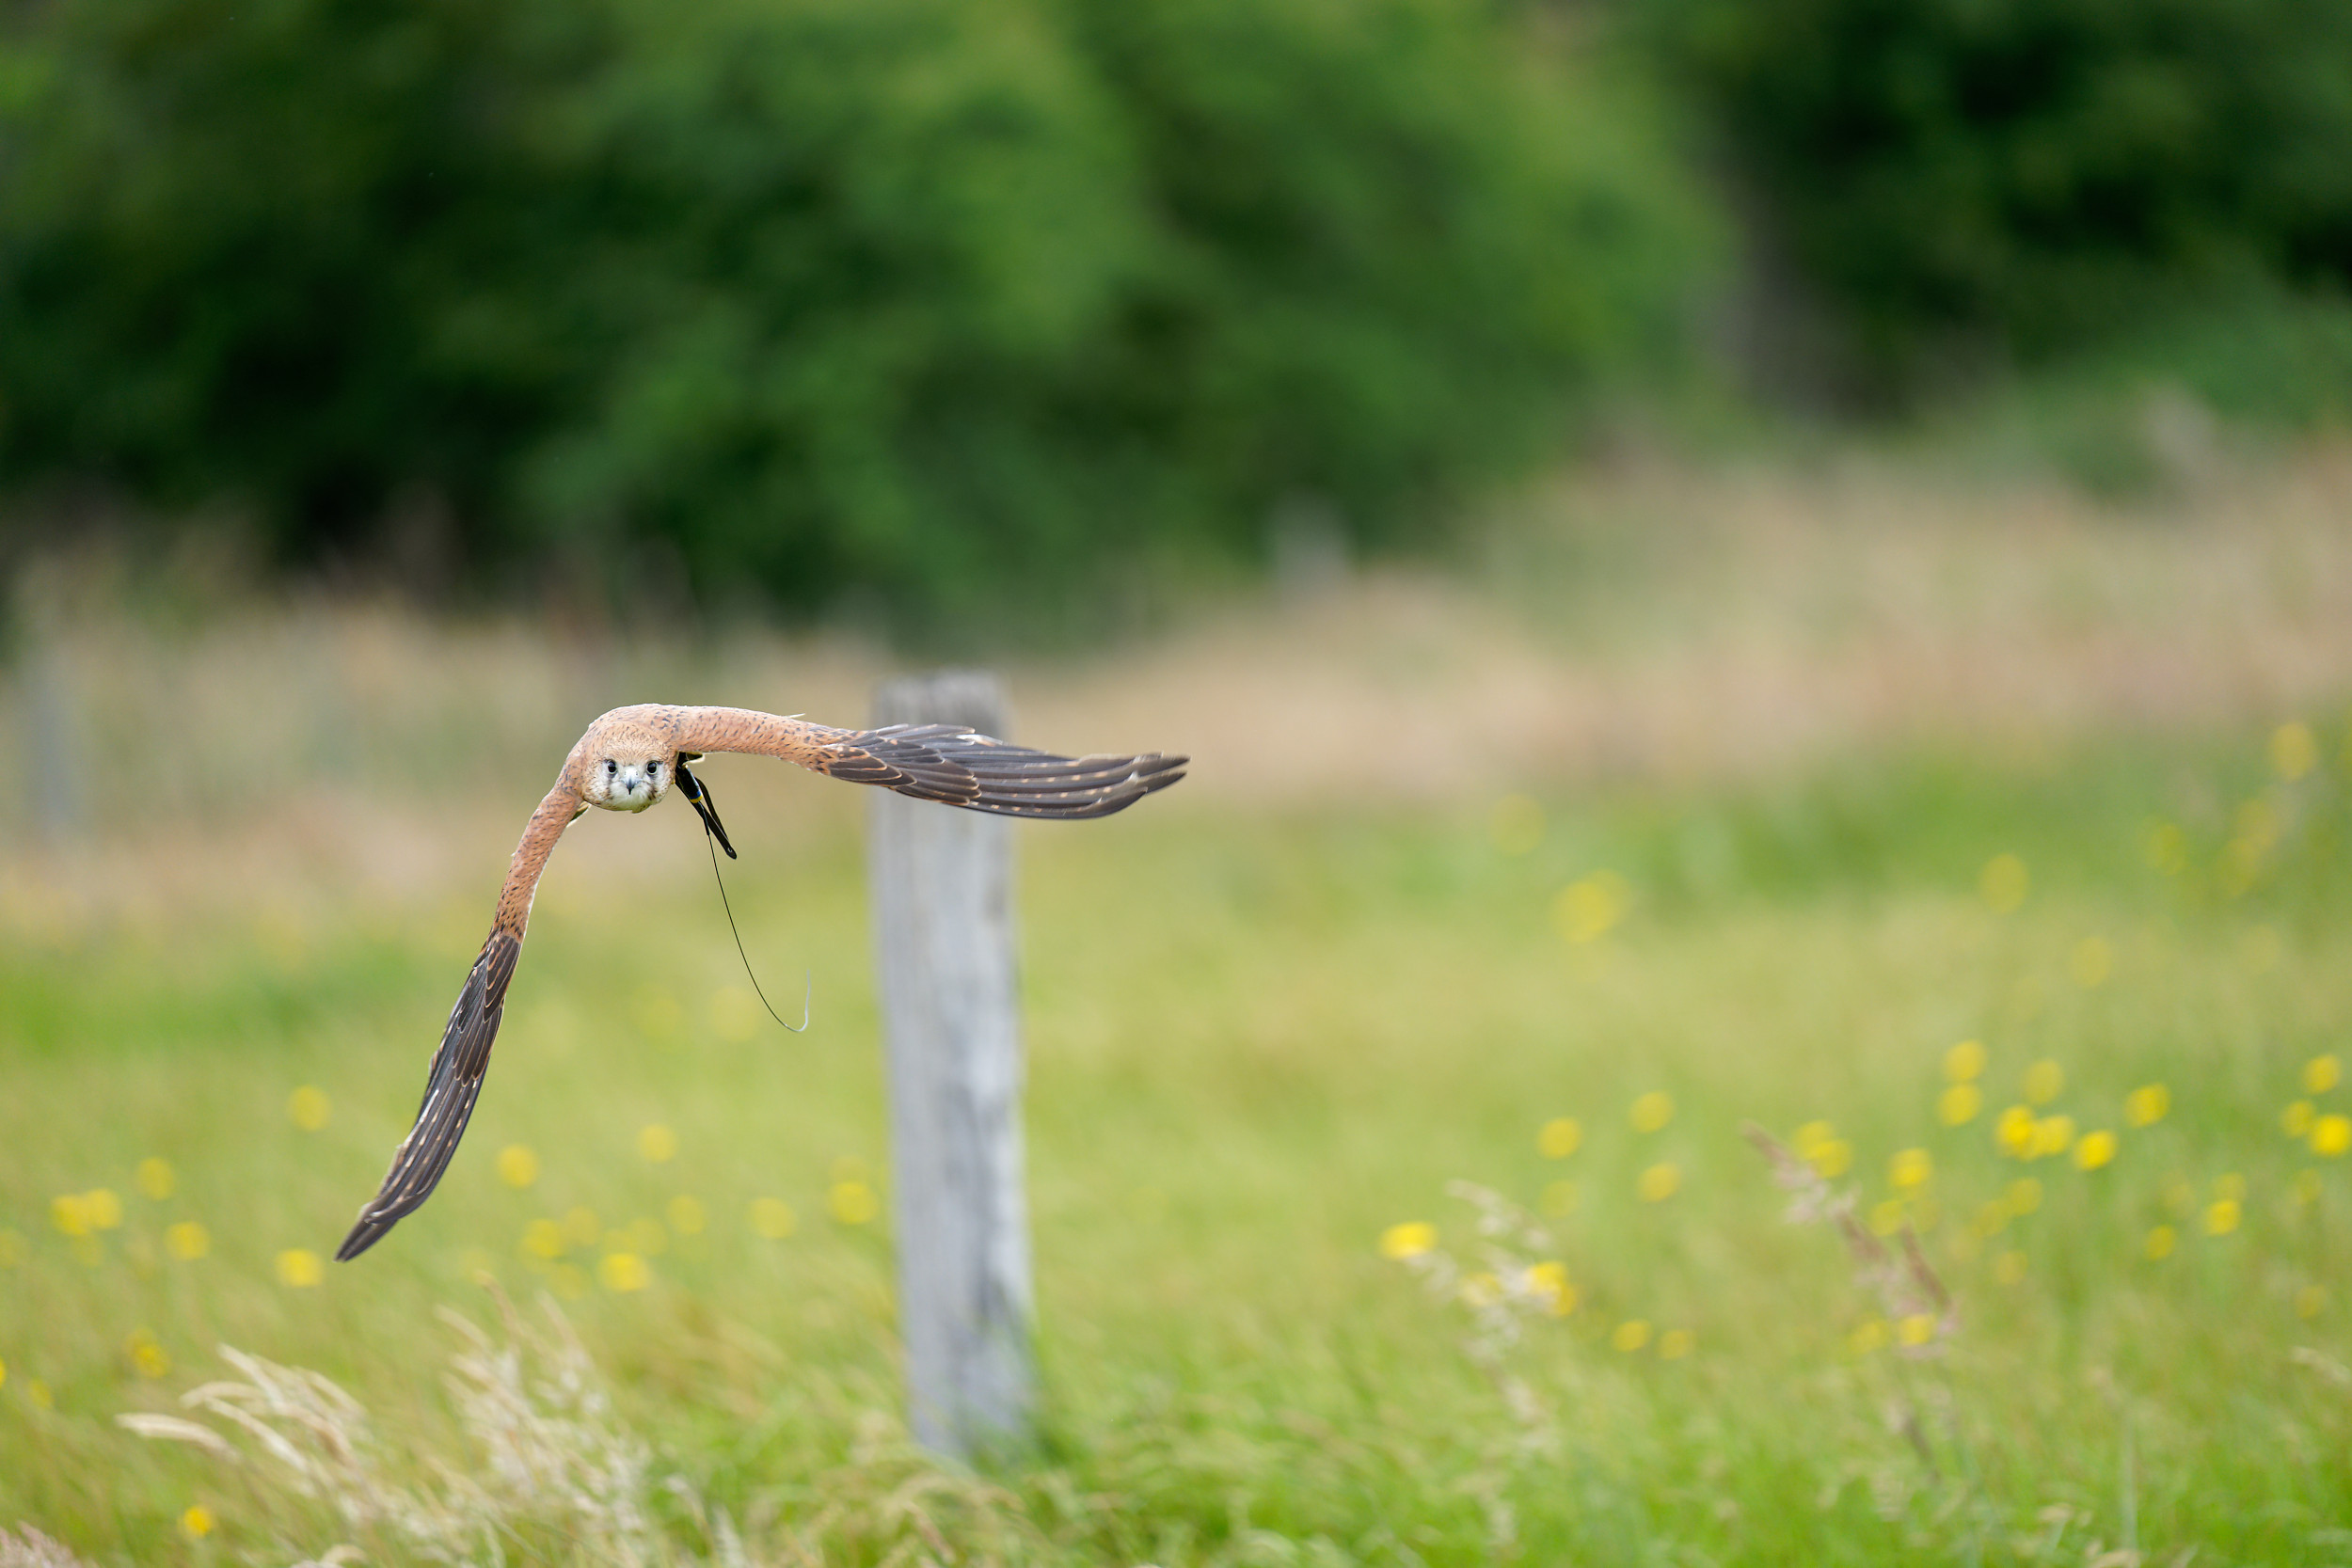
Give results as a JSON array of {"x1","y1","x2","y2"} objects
[{"x1": 866, "y1": 670, "x2": 1036, "y2": 1462}]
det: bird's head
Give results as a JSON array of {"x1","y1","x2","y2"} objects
[{"x1": 580, "y1": 723, "x2": 675, "y2": 814}]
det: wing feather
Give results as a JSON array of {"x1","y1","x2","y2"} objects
[
  {"x1": 339, "y1": 703, "x2": 1183, "y2": 1262},
  {"x1": 336, "y1": 784, "x2": 573, "y2": 1260},
  {"x1": 661, "y1": 706, "x2": 1186, "y2": 818}
]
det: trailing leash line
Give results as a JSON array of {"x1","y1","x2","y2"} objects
[{"x1": 680, "y1": 758, "x2": 809, "y2": 1034}]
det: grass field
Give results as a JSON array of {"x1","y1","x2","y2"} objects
[
  {"x1": 5, "y1": 455, "x2": 2352, "y2": 1564},
  {"x1": 6, "y1": 725, "x2": 2352, "y2": 1564}
]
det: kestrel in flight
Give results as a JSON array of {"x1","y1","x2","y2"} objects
[{"x1": 336, "y1": 703, "x2": 1184, "y2": 1260}]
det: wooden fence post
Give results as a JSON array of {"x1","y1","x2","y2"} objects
[{"x1": 867, "y1": 670, "x2": 1037, "y2": 1462}]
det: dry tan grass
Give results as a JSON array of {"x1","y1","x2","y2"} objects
[
  {"x1": 0, "y1": 1525, "x2": 93, "y2": 1568},
  {"x1": 119, "y1": 1294, "x2": 669, "y2": 1567},
  {"x1": 6, "y1": 445, "x2": 2350, "y2": 924},
  {"x1": 1031, "y1": 444, "x2": 2352, "y2": 799}
]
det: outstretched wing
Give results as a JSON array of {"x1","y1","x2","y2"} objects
[
  {"x1": 336, "y1": 782, "x2": 579, "y2": 1260},
  {"x1": 663, "y1": 706, "x2": 1185, "y2": 819}
]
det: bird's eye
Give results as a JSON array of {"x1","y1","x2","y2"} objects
[
  {"x1": 604, "y1": 759, "x2": 617, "y2": 775},
  {"x1": 647, "y1": 760, "x2": 660, "y2": 774}
]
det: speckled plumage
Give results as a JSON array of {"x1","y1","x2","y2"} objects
[{"x1": 336, "y1": 704, "x2": 1184, "y2": 1260}]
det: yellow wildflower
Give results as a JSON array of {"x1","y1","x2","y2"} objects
[
  {"x1": 86, "y1": 1189, "x2": 122, "y2": 1230},
  {"x1": 1538, "y1": 1117, "x2": 1582, "y2": 1159},
  {"x1": 1995, "y1": 1105, "x2": 2038, "y2": 1157},
  {"x1": 598, "y1": 1252, "x2": 650, "y2": 1292},
  {"x1": 829, "y1": 1180, "x2": 879, "y2": 1225},
  {"x1": 126, "y1": 1331, "x2": 169, "y2": 1379},
  {"x1": 2032, "y1": 1115, "x2": 2076, "y2": 1159},
  {"x1": 135, "y1": 1158, "x2": 175, "y2": 1201},
  {"x1": 1938, "y1": 1084, "x2": 1982, "y2": 1126},
  {"x1": 1809, "y1": 1138, "x2": 1853, "y2": 1179},
  {"x1": 166, "y1": 1222, "x2": 210, "y2": 1261},
  {"x1": 1458, "y1": 1272, "x2": 1502, "y2": 1308},
  {"x1": 495, "y1": 1145, "x2": 539, "y2": 1188},
  {"x1": 181, "y1": 1506, "x2": 214, "y2": 1539},
  {"x1": 1889, "y1": 1148, "x2": 1932, "y2": 1190},
  {"x1": 1612, "y1": 1319, "x2": 1651, "y2": 1353},
  {"x1": 2312, "y1": 1115, "x2": 2352, "y2": 1157},
  {"x1": 2024, "y1": 1060, "x2": 2064, "y2": 1105},
  {"x1": 1944, "y1": 1040, "x2": 1987, "y2": 1083},
  {"x1": 50, "y1": 1195, "x2": 89, "y2": 1237},
  {"x1": 2307, "y1": 1054, "x2": 2344, "y2": 1095},
  {"x1": 1794, "y1": 1120, "x2": 1836, "y2": 1158},
  {"x1": 2124, "y1": 1084, "x2": 2169, "y2": 1128},
  {"x1": 286, "y1": 1086, "x2": 331, "y2": 1131},
  {"x1": 748, "y1": 1197, "x2": 797, "y2": 1239},
  {"x1": 1554, "y1": 873, "x2": 1628, "y2": 943},
  {"x1": 1895, "y1": 1313, "x2": 1936, "y2": 1348},
  {"x1": 1637, "y1": 1164, "x2": 1680, "y2": 1202},
  {"x1": 2145, "y1": 1225, "x2": 2176, "y2": 1260},
  {"x1": 2271, "y1": 721, "x2": 2319, "y2": 781},
  {"x1": 637, "y1": 1124, "x2": 678, "y2": 1163},
  {"x1": 1525, "y1": 1261, "x2": 1575, "y2": 1315},
  {"x1": 1867, "y1": 1199, "x2": 1904, "y2": 1237},
  {"x1": 275, "y1": 1249, "x2": 322, "y2": 1287},
  {"x1": 1979, "y1": 854, "x2": 2029, "y2": 912},
  {"x1": 2074, "y1": 1130, "x2": 2118, "y2": 1171},
  {"x1": 521, "y1": 1219, "x2": 564, "y2": 1259},
  {"x1": 2286, "y1": 1100, "x2": 2320, "y2": 1137},
  {"x1": 2205, "y1": 1199, "x2": 2241, "y2": 1236},
  {"x1": 1630, "y1": 1092, "x2": 1674, "y2": 1132}
]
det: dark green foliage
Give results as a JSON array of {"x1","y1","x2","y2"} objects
[
  {"x1": 1643, "y1": 0, "x2": 2352, "y2": 381},
  {"x1": 0, "y1": 0, "x2": 1712, "y2": 629}
]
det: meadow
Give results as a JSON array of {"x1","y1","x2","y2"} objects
[{"x1": 4, "y1": 450, "x2": 2352, "y2": 1564}]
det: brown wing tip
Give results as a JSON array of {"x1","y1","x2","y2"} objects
[
  {"x1": 336, "y1": 1212, "x2": 394, "y2": 1261},
  {"x1": 968, "y1": 753, "x2": 1186, "y2": 817}
]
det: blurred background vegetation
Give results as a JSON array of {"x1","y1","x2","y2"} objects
[
  {"x1": 5, "y1": 0, "x2": 2346, "y2": 638},
  {"x1": 8, "y1": 6, "x2": 2352, "y2": 1560}
]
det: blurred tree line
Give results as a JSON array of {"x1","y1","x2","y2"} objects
[
  {"x1": 0, "y1": 0, "x2": 1708, "y2": 628},
  {"x1": 1643, "y1": 0, "x2": 2352, "y2": 389},
  {"x1": 1, "y1": 0, "x2": 2348, "y2": 629}
]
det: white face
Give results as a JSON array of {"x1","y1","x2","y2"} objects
[{"x1": 587, "y1": 752, "x2": 672, "y2": 813}]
